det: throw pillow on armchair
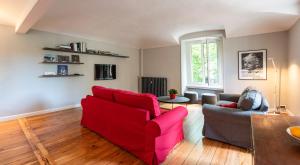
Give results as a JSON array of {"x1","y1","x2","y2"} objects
[
  {"x1": 237, "y1": 90, "x2": 262, "y2": 111},
  {"x1": 219, "y1": 102, "x2": 238, "y2": 108}
]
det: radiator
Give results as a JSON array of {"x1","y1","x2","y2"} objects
[{"x1": 141, "y1": 77, "x2": 167, "y2": 96}]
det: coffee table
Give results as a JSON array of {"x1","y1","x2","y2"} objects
[{"x1": 157, "y1": 96, "x2": 190, "y2": 109}]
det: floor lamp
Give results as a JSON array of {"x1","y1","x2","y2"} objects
[{"x1": 268, "y1": 58, "x2": 280, "y2": 113}]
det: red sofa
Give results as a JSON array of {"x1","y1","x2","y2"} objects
[{"x1": 81, "y1": 86, "x2": 188, "y2": 165}]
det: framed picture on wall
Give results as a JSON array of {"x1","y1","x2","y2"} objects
[
  {"x1": 71, "y1": 55, "x2": 80, "y2": 63},
  {"x1": 57, "y1": 65, "x2": 68, "y2": 75},
  {"x1": 238, "y1": 49, "x2": 267, "y2": 80}
]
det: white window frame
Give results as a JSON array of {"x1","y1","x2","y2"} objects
[{"x1": 185, "y1": 37, "x2": 223, "y2": 89}]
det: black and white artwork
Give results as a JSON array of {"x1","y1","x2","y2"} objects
[
  {"x1": 238, "y1": 49, "x2": 267, "y2": 80},
  {"x1": 57, "y1": 65, "x2": 68, "y2": 75},
  {"x1": 71, "y1": 55, "x2": 80, "y2": 63},
  {"x1": 57, "y1": 55, "x2": 70, "y2": 63},
  {"x1": 44, "y1": 54, "x2": 57, "y2": 62}
]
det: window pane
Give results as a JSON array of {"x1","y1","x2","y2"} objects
[
  {"x1": 208, "y1": 42, "x2": 219, "y2": 86},
  {"x1": 203, "y1": 43, "x2": 208, "y2": 85},
  {"x1": 191, "y1": 44, "x2": 203, "y2": 83},
  {"x1": 188, "y1": 38, "x2": 221, "y2": 88}
]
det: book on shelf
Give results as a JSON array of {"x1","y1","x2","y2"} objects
[
  {"x1": 70, "y1": 42, "x2": 78, "y2": 52},
  {"x1": 82, "y1": 42, "x2": 87, "y2": 53}
]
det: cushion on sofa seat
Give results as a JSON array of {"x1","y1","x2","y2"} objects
[
  {"x1": 114, "y1": 90, "x2": 161, "y2": 118},
  {"x1": 217, "y1": 100, "x2": 236, "y2": 106},
  {"x1": 237, "y1": 90, "x2": 262, "y2": 111},
  {"x1": 219, "y1": 102, "x2": 238, "y2": 108},
  {"x1": 92, "y1": 86, "x2": 115, "y2": 101}
]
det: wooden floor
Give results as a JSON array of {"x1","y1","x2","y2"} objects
[{"x1": 0, "y1": 104, "x2": 252, "y2": 165}]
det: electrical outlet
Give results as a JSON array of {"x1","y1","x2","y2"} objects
[{"x1": 279, "y1": 105, "x2": 286, "y2": 109}]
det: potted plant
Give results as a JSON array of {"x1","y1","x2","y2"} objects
[{"x1": 168, "y1": 89, "x2": 178, "y2": 99}]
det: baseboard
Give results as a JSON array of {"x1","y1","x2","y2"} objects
[
  {"x1": 268, "y1": 108, "x2": 295, "y2": 116},
  {"x1": 286, "y1": 109, "x2": 295, "y2": 116},
  {"x1": 0, "y1": 104, "x2": 81, "y2": 122}
]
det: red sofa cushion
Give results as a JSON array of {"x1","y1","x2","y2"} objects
[
  {"x1": 114, "y1": 90, "x2": 161, "y2": 118},
  {"x1": 92, "y1": 86, "x2": 115, "y2": 101},
  {"x1": 220, "y1": 102, "x2": 238, "y2": 108}
]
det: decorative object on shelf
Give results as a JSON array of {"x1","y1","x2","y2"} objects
[
  {"x1": 44, "y1": 72, "x2": 56, "y2": 75},
  {"x1": 57, "y1": 65, "x2": 68, "y2": 75},
  {"x1": 44, "y1": 54, "x2": 57, "y2": 62},
  {"x1": 70, "y1": 43, "x2": 78, "y2": 52},
  {"x1": 71, "y1": 55, "x2": 80, "y2": 63},
  {"x1": 168, "y1": 89, "x2": 178, "y2": 99},
  {"x1": 57, "y1": 44, "x2": 71, "y2": 50},
  {"x1": 70, "y1": 42, "x2": 87, "y2": 52},
  {"x1": 238, "y1": 49, "x2": 267, "y2": 80},
  {"x1": 43, "y1": 47, "x2": 129, "y2": 58},
  {"x1": 57, "y1": 55, "x2": 70, "y2": 63}
]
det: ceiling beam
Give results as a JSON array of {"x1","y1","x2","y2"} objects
[{"x1": 15, "y1": 0, "x2": 55, "y2": 34}]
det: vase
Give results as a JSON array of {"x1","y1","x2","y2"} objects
[{"x1": 170, "y1": 94, "x2": 176, "y2": 99}]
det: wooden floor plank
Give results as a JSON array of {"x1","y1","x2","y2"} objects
[
  {"x1": 196, "y1": 139, "x2": 222, "y2": 165},
  {"x1": 163, "y1": 141, "x2": 196, "y2": 165},
  {"x1": 0, "y1": 119, "x2": 38, "y2": 165},
  {"x1": 182, "y1": 138, "x2": 204, "y2": 165},
  {"x1": 18, "y1": 118, "x2": 56, "y2": 165},
  {"x1": 225, "y1": 145, "x2": 243, "y2": 165},
  {"x1": 211, "y1": 142, "x2": 230, "y2": 165},
  {"x1": 0, "y1": 106, "x2": 252, "y2": 165}
]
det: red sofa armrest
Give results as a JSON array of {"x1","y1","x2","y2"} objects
[
  {"x1": 146, "y1": 106, "x2": 188, "y2": 137},
  {"x1": 81, "y1": 95, "x2": 92, "y2": 127}
]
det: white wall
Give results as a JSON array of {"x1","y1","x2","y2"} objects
[
  {"x1": 288, "y1": 20, "x2": 300, "y2": 115},
  {"x1": 142, "y1": 31, "x2": 289, "y2": 109},
  {"x1": 143, "y1": 46, "x2": 181, "y2": 92},
  {"x1": 0, "y1": 25, "x2": 140, "y2": 117}
]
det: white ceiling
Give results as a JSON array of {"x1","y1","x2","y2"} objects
[
  {"x1": 0, "y1": 0, "x2": 37, "y2": 26},
  {"x1": 0, "y1": 0, "x2": 299, "y2": 48}
]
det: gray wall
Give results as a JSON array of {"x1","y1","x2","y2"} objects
[
  {"x1": 223, "y1": 31, "x2": 288, "y2": 109},
  {"x1": 0, "y1": 25, "x2": 140, "y2": 117},
  {"x1": 288, "y1": 20, "x2": 300, "y2": 115},
  {"x1": 142, "y1": 31, "x2": 289, "y2": 109},
  {"x1": 143, "y1": 46, "x2": 181, "y2": 92}
]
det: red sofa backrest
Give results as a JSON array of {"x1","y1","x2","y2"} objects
[
  {"x1": 92, "y1": 86, "x2": 114, "y2": 101},
  {"x1": 114, "y1": 90, "x2": 161, "y2": 119},
  {"x1": 91, "y1": 86, "x2": 161, "y2": 119}
]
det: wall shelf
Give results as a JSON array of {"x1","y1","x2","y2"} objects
[
  {"x1": 43, "y1": 47, "x2": 129, "y2": 58},
  {"x1": 41, "y1": 61, "x2": 84, "y2": 64},
  {"x1": 39, "y1": 74, "x2": 84, "y2": 78}
]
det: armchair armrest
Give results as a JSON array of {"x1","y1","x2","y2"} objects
[
  {"x1": 219, "y1": 93, "x2": 241, "y2": 103},
  {"x1": 146, "y1": 106, "x2": 188, "y2": 137}
]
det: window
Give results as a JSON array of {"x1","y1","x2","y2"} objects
[{"x1": 185, "y1": 37, "x2": 222, "y2": 88}]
